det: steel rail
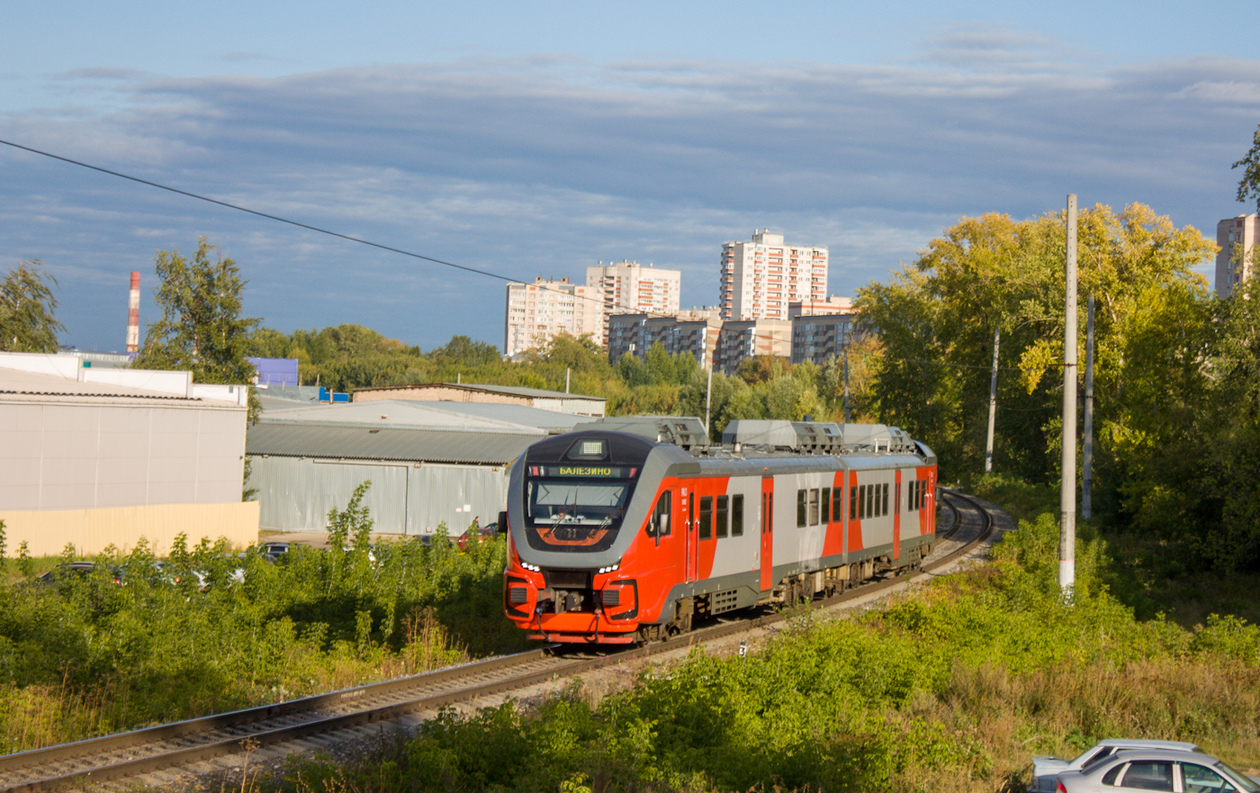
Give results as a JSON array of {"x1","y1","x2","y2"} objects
[{"x1": 0, "y1": 491, "x2": 1000, "y2": 792}]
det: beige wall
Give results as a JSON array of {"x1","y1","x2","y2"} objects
[
  {"x1": 0, "y1": 501, "x2": 260, "y2": 558},
  {"x1": 353, "y1": 387, "x2": 529, "y2": 405}
]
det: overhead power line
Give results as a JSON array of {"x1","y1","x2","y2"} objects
[{"x1": 2, "y1": 137, "x2": 1009, "y2": 374}]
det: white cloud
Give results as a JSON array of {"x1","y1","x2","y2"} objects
[{"x1": 0, "y1": 52, "x2": 1256, "y2": 350}]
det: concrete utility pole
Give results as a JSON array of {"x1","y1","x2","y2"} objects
[
  {"x1": 1083, "y1": 295, "x2": 1095, "y2": 520},
  {"x1": 704, "y1": 364, "x2": 713, "y2": 435},
  {"x1": 843, "y1": 345, "x2": 851, "y2": 424},
  {"x1": 985, "y1": 326, "x2": 1000, "y2": 473},
  {"x1": 1060, "y1": 195, "x2": 1078, "y2": 596}
]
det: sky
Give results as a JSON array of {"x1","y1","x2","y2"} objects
[{"x1": 3, "y1": 1, "x2": 1259, "y2": 354}]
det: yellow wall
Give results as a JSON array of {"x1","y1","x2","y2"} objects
[{"x1": 0, "y1": 501, "x2": 260, "y2": 558}]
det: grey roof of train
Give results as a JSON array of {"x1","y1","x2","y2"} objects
[{"x1": 247, "y1": 399, "x2": 592, "y2": 465}]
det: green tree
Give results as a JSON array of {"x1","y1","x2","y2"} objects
[
  {"x1": 133, "y1": 237, "x2": 260, "y2": 385},
  {"x1": 857, "y1": 204, "x2": 1214, "y2": 484},
  {"x1": 0, "y1": 259, "x2": 63, "y2": 353},
  {"x1": 1232, "y1": 120, "x2": 1260, "y2": 212}
]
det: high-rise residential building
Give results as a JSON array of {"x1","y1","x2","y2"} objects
[
  {"x1": 586, "y1": 261, "x2": 682, "y2": 343},
  {"x1": 720, "y1": 230, "x2": 828, "y2": 321},
  {"x1": 1216, "y1": 214, "x2": 1259, "y2": 298},
  {"x1": 503, "y1": 277, "x2": 603, "y2": 358},
  {"x1": 606, "y1": 307, "x2": 722, "y2": 370},
  {"x1": 791, "y1": 313, "x2": 863, "y2": 365},
  {"x1": 789, "y1": 296, "x2": 852, "y2": 318},
  {"x1": 715, "y1": 319, "x2": 792, "y2": 375}
]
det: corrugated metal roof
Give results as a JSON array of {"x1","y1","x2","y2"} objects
[
  {"x1": 256, "y1": 400, "x2": 545, "y2": 433},
  {"x1": 355, "y1": 382, "x2": 607, "y2": 402},
  {"x1": 246, "y1": 424, "x2": 540, "y2": 464},
  {"x1": 410, "y1": 401, "x2": 595, "y2": 433}
]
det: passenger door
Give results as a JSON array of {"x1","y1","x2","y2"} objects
[
  {"x1": 685, "y1": 486, "x2": 698, "y2": 582},
  {"x1": 760, "y1": 476, "x2": 774, "y2": 592}
]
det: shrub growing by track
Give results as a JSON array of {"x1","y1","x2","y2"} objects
[{"x1": 0, "y1": 488, "x2": 526, "y2": 753}]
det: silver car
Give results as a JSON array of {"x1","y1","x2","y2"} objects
[
  {"x1": 1054, "y1": 749, "x2": 1260, "y2": 793},
  {"x1": 1032, "y1": 739, "x2": 1201, "y2": 792}
]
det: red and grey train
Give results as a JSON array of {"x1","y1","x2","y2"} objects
[{"x1": 502, "y1": 417, "x2": 937, "y2": 644}]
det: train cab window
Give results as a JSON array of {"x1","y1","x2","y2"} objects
[
  {"x1": 732, "y1": 494, "x2": 744, "y2": 537},
  {"x1": 809, "y1": 489, "x2": 820, "y2": 525},
  {"x1": 699, "y1": 496, "x2": 713, "y2": 540},
  {"x1": 648, "y1": 490, "x2": 672, "y2": 538},
  {"x1": 821, "y1": 488, "x2": 831, "y2": 523},
  {"x1": 716, "y1": 495, "x2": 729, "y2": 539},
  {"x1": 797, "y1": 489, "x2": 807, "y2": 527}
]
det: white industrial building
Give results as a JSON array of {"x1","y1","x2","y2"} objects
[
  {"x1": 0, "y1": 352, "x2": 256, "y2": 556},
  {"x1": 246, "y1": 399, "x2": 595, "y2": 536}
]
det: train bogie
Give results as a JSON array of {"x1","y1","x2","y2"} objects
[{"x1": 503, "y1": 418, "x2": 937, "y2": 645}]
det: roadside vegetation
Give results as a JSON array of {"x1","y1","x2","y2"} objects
[{"x1": 0, "y1": 490, "x2": 524, "y2": 755}]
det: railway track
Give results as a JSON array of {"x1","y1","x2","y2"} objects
[{"x1": 0, "y1": 489, "x2": 1001, "y2": 792}]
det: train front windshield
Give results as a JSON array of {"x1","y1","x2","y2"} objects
[{"x1": 523, "y1": 466, "x2": 638, "y2": 552}]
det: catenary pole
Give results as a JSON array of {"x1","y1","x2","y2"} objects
[
  {"x1": 1083, "y1": 295, "x2": 1095, "y2": 520},
  {"x1": 1060, "y1": 195, "x2": 1078, "y2": 595},
  {"x1": 704, "y1": 364, "x2": 713, "y2": 436},
  {"x1": 843, "y1": 345, "x2": 851, "y2": 424},
  {"x1": 985, "y1": 326, "x2": 1000, "y2": 473}
]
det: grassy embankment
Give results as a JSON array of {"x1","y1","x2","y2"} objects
[
  {"x1": 242, "y1": 478, "x2": 1260, "y2": 793},
  {"x1": 5, "y1": 479, "x2": 1260, "y2": 791}
]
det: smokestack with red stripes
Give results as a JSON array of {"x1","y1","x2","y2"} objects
[{"x1": 126, "y1": 271, "x2": 140, "y2": 353}]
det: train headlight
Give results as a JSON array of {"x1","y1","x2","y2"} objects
[
  {"x1": 521, "y1": 561, "x2": 541, "y2": 572},
  {"x1": 597, "y1": 562, "x2": 620, "y2": 574}
]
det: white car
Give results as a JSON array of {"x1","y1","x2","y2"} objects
[
  {"x1": 1054, "y1": 749, "x2": 1260, "y2": 793},
  {"x1": 1032, "y1": 740, "x2": 1201, "y2": 793}
]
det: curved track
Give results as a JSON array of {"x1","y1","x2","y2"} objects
[{"x1": 0, "y1": 489, "x2": 1000, "y2": 792}]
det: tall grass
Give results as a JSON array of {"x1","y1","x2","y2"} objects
[{"x1": 0, "y1": 487, "x2": 524, "y2": 753}]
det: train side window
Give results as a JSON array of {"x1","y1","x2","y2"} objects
[
  {"x1": 699, "y1": 496, "x2": 713, "y2": 540},
  {"x1": 849, "y1": 485, "x2": 857, "y2": 521},
  {"x1": 882, "y1": 483, "x2": 890, "y2": 516},
  {"x1": 716, "y1": 495, "x2": 729, "y2": 539},
  {"x1": 797, "y1": 489, "x2": 807, "y2": 527},
  {"x1": 821, "y1": 488, "x2": 831, "y2": 523},
  {"x1": 648, "y1": 490, "x2": 672, "y2": 539},
  {"x1": 809, "y1": 488, "x2": 820, "y2": 525},
  {"x1": 732, "y1": 494, "x2": 744, "y2": 537},
  {"x1": 858, "y1": 485, "x2": 865, "y2": 520}
]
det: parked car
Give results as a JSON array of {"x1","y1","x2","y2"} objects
[
  {"x1": 37, "y1": 561, "x2": 101, "y2": 584},
  {"x1": 1054, "y1": 749, "x2": 1260, "y2": 793},
  {"x1": 457, "y1": 523, "x2": 497, "y2": 550},
  {"x1": 1032, "y1": 739, "x2": 1201, "y2": 792},
  {"x1": 256, "y1": 541, "x2": 292, "y2": 561}
]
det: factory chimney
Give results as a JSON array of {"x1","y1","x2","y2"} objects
[{"x1": 126, "y1": 271, "x2": 140, "y2": 353}]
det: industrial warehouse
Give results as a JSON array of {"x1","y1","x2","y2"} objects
[{"x1": 246, "y1": 387, "x2": 600, "y2": 536}]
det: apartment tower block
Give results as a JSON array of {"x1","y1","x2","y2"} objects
[{"x1": 720, "y1": 230, "x2": 828, "y2": 321}]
